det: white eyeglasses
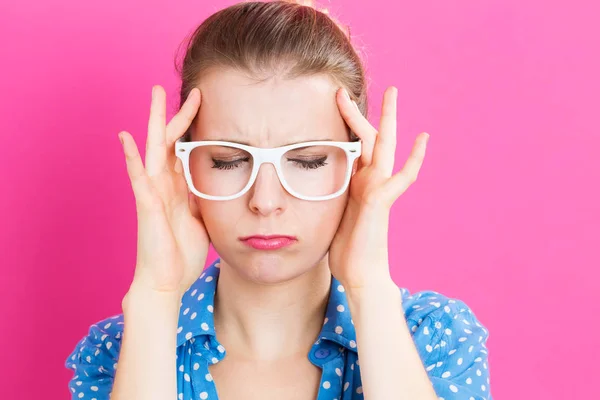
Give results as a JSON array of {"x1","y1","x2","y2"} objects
[{"x1": 175, "y1": 138, "x2": 361, "y2": 201}]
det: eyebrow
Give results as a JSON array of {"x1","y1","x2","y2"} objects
[{"x1": 210, "y1": 138, "x2": 334, "y2": 146}]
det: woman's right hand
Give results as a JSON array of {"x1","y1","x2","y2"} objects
[{"x1": 118, "y1": 84, "x2": 209, "y2": 301}]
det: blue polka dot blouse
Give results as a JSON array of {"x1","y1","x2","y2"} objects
[{"x1": 65, "y1": 258, "x2": 492, "y2": 399}]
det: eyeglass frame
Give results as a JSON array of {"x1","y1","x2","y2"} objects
[{"x1": 174, "y1": 138, "x2": 362, "y2": 201}]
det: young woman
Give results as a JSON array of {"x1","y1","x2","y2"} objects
[{"x1": 65, "y1": 1, "x2": 492, "y2": 399}]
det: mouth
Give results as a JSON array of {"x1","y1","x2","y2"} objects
[{"x1": 239, "y1": 234, "x2": 298, "y2": 250}]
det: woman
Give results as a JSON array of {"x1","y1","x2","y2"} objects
[{"x1": 65, "y1": 1, "x2": 492, "y2": 399}]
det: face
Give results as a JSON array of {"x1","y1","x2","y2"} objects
[{"x1": 189, "y1": 67, "x2": 355, "y2": 285}]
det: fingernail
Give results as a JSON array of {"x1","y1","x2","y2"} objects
[
  {"x1": 187, "y1": 88, "x2": 195, "y2": 101},
  {"x1": 343, "y1": 88, "x2": 350, "y2": 101},
  {"x1": 118, "y1": 133, "x2": 124, "y2": 145}
]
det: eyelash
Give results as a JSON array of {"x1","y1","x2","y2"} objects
[
  {"x1": 211, "y1": 157, "x2": 328, "y2": 170},
  {"x1": 289, "y1": 157, "x2": 328, "y2": 170},
  {"x1": 211, "y1": 157, "x2": 250, "y2": 170}
]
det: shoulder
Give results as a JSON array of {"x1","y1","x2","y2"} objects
[
  {"x1": 64, "y1": 313, "x2": 124, "y2": 398},
  {"x1": 399, "y1": 288, "x2": 493, "y2": 399}
]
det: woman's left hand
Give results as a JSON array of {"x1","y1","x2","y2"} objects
[{"x1": 328, "y1": 86, "x2": 430, "y2": 291}]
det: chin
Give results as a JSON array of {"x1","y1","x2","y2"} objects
[{"x1": 243, "y1": 252, "x2": 305, "y2": 284}]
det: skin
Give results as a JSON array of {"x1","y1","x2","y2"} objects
[
  {"x1": 115, "y1": 65, "x2": 431, "y2": 399},
  {"x1": 189, "y1": 68, "x2": 353, "y2": 362}
]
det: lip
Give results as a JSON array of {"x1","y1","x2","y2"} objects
[{"x1": 239, "y1": 235, "x2": 297, "y2": 250}]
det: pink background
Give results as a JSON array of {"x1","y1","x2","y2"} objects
[{"x1": 1, "y1": 0, "x2": 598, "y2": 398}]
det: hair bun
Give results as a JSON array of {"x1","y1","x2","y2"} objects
[{"x1": 282, "y1": 0, "x2": 349, "y2": 37}]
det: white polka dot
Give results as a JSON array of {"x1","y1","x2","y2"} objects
[
  {"x1": 90, "y1": 386, "x2": 98, "y2": 391},
  {"x1": 185, "y1": 332, "x2": 193, "y2": 340},
  {"x1": 205, "y1": 276, "x2": 213, "y2": 282},
  {"x1": 423, "y1": 326, "x2": 430, "y2": 335},
  {"x1": 337, "y1": 304, "x2": 345, "y2": 312},
  {"x1": 457, "y1": 357, "x2": 463, "y2": 365},
  {"x1": 190, "y1": 312, "x2": 197, "y2": 320},
  {"x1": 184, "y1": 373, "x2": 190, "y2": 382},
  {"x1": 476, "y1": 369, "x2": 482, "y2": 376},
  {"x1": 344, "y1": 382, "x2": 350, "y2": 391},
  {"x1": 205, "y1": 373, "x2": 213, "y2": 381},
  {"x1": 323, "y1": 381, "x2": 331, "y2": 389},
  {"x1": 335, "y1": 368, "x2": 342, "y2": 376},
  {"x1": 425, "y1": 345, "x2": 433, "y2": 353},
  {"x1": 466, "y1": 377, "x2": 472, "y2": 384},
  {"x1": 193, "y1": 363, "x2": 200, "y2": 370},
  {"x1": 207, "y1": 305, "x2": 214, "y2": 313},
  {"x1": 337, "y1": 284, "x2": 345, "y2": 292},
  {"x1": 449, "y1": 384, "x2": 458, "y2": 393},
  {"x1": 435, "y1": 321, "x2": 442, "y2": 329},
  {"x1": 104, "y1": 323, "x2": 111, "y2": 329},
  {"x1": 442, "y1": 371, "x2": 451, "y2": 378},
  {"x1": 191, "y1": 289, "x2": 198, "y2": 297},
  {"x1": 179, "y1": 364, "x2": 184, "y2": 372},
  {"x1": 78, "y1": 393, "x2": 84, "y2": 398},
  {"x1": 183, "y1": 307, "x2": 190, "y2": 315},
  {"x1": 198, "y1": 293, "x2": 205, "y2": 301},
  {"x1": 178, "y1": 394, "x2": 183, "y2": 400},
  {"x1": 200, "y1": 392, "x2": 209, "y2": 399},
  {"x1": 211, "y1": 357, "x2": 218, "y2": 364},
  {"x1": 335, "y1": 326, "x2": 343, "y2": 334},
  {"x1": 445, "y1": 328, "x2": 452, "y2": 335},
  {"x1": 217, "y1": 345, "x2": 225, "y2": 353},
  {"x1": 201, "y1": 323, "x2": 209, "y2": 331},
  {"x1": 177, "y1": 326, "x2": 183, "y2": 333},
  {"x1": 323, "y1": 317, "x2": 329, "y2": 325},
  {"x1": 349, "y1": 340, "x2": 357, "y2": 348},
  {"x1": 356, "y1": 386, "x2": 363, "y2": 394},
  {"x1": 106, "y1": 342, "x2": 112, "y2": 350},
  {"x1": 481, "y1": 385, "x2": 486, "y2": 391}
]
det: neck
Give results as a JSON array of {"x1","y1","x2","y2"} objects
[{"x1": 213, "y1": 258, "x2": 332, "y2": 362}]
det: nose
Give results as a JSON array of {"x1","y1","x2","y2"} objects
[{"x1": 247, "y1": 162, "x2": 287, "y2": 216}]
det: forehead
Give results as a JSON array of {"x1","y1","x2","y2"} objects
[{"x1": 192, "y1": 67, "x2": 349, "y2": 147}]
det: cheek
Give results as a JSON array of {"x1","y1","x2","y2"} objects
[
  {"x1": 195, "y1": 200, "x2": 241, "y2": 237},
  {"x1": 300, "y1": 195, "x2": 348, "y2": 232}
]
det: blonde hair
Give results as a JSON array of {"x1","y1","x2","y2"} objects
[{"x1": 175, "y1": 0, "x2": 368, "y2": 141}]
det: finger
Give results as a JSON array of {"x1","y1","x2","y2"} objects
[
  {"x1": 119, "y1": 131, "x2": 161, "y2": 211},
  {"x1": 145, "y1": 85, "x2": 167, "y2": 177},
  {"x1": 166, "y1": 88, "x2": 201, "y2": 146},
  {"x1": 372, "y1": 86, "x2": 398, "y2": 177},
  {"x1": 382, "y1": 132, "x2": 429, "y2": 201},
  {"x1": 336, "y1": 87, "x2": 377, "y2": 166}
]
